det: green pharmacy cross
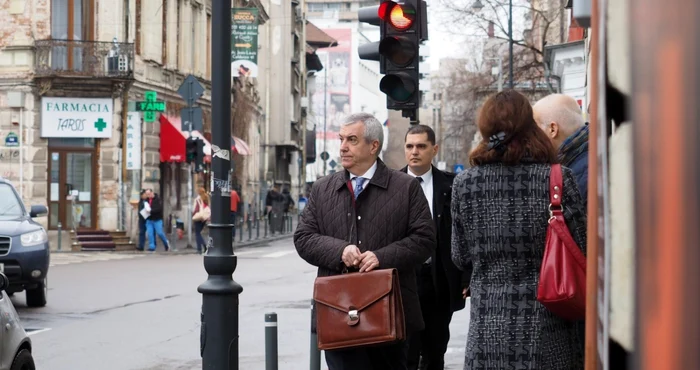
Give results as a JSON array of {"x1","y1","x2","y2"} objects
[
  {"x1": 136, "y1": 91, "x2": 166, "y2": 122},
  {"x1": 94, "y1": 118, "x2": 107, "y2": 132}
]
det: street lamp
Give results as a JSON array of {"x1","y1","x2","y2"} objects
[
  {"x1": 472, "y1": 0, "x2": 513, "y2": 89},
  {"x1": 198, "y1": 0, "x2": 243, "y2": 369}
]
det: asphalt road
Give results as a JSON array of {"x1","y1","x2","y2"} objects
[{"x1": 11, "y1": 239, "x2": 471, "y2": 370}]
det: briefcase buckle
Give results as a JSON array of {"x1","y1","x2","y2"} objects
[{"x1": 347, "y1": 309, "x2": 360, "y2": 326}]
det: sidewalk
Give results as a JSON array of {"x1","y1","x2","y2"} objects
[{"x1": 48, "y1": 219, "x2": 299, "y2": 254}]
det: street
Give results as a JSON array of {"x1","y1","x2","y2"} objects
[{"x1": 11, "y1": 238, "x2": 470, "y2": 370}]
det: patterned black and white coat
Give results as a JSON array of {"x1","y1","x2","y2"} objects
[{"x1": 451, "y1": 163, "x2": 587, "y2": 370}]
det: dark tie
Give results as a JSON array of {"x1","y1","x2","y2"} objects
[
  {"x1": 417, "y1": 176, "x2": 424, "y2": 183},
  {"x1": 355, "y1": 177, "x2": 365, "y2": 199}
]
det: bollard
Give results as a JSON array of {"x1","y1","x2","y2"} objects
[
  {"x1": 239, "y1": 217, "x2": 244, "y2": 242},
  {"x1": 57, "y1": 222, "x2": 62, "y2": 251},
  {"x1": 264, "y1": 217, "x2": 268, "y2": 238},
  {"x1": 265, "y1": 313, "x2": 279, "y2": 370},
  {"x1": 309, "y1": 301, "x2": 321, "y2": 370},
  {"x1": 256, "y1": 214, "x2": 261, "y2": 239},
  {"x1": 248, "y1": 214, "x2": 252, "y2": 241}
]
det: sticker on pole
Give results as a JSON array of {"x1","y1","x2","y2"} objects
[
  {"x1": 213, "y1": 178, "x2": 231, "y2": 197},
  {"x1": 211, "y1": 145, "x2": 230, "y2": 161}
]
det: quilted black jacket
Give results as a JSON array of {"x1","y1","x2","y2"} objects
[{"x1": 294, "y1": 159, "x2": 436, "y2": 334}]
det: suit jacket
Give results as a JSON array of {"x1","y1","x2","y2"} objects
[
  {"x1": 401, "y1": 165, "x2": 471, "y2": 312},
  {"x1": 295, "y1": 159, "x2": 436, "y2": 333}
]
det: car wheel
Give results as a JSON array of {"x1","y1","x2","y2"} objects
[
  {"x1": 10, "y1": 349, "x2": 35, "y2": 370},
  {"x1": 26, "y1": 278, "x2": 47, "y2": 308}
]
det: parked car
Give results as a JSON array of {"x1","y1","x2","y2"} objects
[
  {"x1": 0, "y1": 272, "x2": 35, "y2": 370},
  {"x1": 0, "y1": 178, "x2": 49, "y2": 307}
]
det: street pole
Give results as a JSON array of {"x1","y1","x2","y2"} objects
[
  {"x1": 508, "y1": 0, "x2": 513, "y2": 89},
  {"x1": 323, "y1": 52, "x2": 328, "y2": 176},
  {"x1": 198, "y1": 0, "x2": 242, "y2": 369}
]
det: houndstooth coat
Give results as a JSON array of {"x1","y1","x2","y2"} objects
[{"x1": 451, "y1": 163, "x2": 587, "y2": 370}]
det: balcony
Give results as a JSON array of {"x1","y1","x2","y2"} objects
[{"x1": 34, "y1": 39, "x2": 134, "y2": 80}]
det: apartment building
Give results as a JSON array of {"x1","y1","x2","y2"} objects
[{"x1": 0, "y1": 0, "x2": 265, "y2": 238}]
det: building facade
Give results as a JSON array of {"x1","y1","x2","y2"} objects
[{"x1": 0, "y1": 0, "x2": 265, "y2": 239}]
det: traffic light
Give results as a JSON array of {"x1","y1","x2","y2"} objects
[
  {"x1": 358, "y1": 0, "x2": 428, "y2": 121},
  {"x1": 194, "y1": 138, "x2": 204, "y2": 172},
  {"x1": 186, "y1": 136, "x2": 198, "y2": 164}
]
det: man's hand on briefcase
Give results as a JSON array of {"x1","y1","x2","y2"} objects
[
  {"x1": 342, "y1": 245, "x2": 362, "y2": 267},
  {"x1": 358, "y1": 251, "x2": 379, "y2": 272}
]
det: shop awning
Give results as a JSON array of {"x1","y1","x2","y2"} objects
[
  {"x1": 159, "y1": 114, "x2": 213, "y2": 163},
  {"x1": 232, "y1": 135, "x2": 251, "y2": 155}
]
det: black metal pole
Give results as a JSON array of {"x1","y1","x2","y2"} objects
[
  {"x1": 198, "y1": 1, "x2": 242, "y2": 369},
  {"x1": 508, "y1": 0, "x2": 514, "y2": 89}
]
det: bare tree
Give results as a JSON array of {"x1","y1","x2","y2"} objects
[{"x1": 436, "y1": 0, "x2": 568, "y2": 83}]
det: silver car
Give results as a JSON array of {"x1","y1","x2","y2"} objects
[{"x1": 0, "y1": 272, "x2": 34, "y2": 370}]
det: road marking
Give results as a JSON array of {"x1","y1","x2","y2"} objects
[
  {"x1": 50, "y1": 253, "x2": 148, "y2": 267},
  {"x1": 261, "y1": 251, "x2": 295, "y2": 258},
  {"x1": 26, "y1": 328, "x2": 52, "y2": 336}
]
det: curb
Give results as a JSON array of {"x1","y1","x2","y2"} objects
[{"x1": 49, "y1": 234, "x2": 294, "y2": 254}]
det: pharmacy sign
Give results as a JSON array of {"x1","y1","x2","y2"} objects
[{"x1": 41, "y1": 97, "x2": 114, "y2": 138}]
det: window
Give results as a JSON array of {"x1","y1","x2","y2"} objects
[{"x1": 51, "y1": 0, "x2": 94, "y2": 70}]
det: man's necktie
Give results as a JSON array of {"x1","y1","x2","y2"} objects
[
  {"x1": 417, "y1": 176, "x2": 424, "y2": 183},
  {"x1": 355, "y1": 177, "x2": 365, "y2": 199}
]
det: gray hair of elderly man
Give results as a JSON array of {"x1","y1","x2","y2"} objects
[{"x1": 340, "y1": 113, "x2": 384, "y2": 153}]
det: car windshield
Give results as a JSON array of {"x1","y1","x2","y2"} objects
[{"x1": 0, "y1": 184, "x2": 24, "y2": 220}]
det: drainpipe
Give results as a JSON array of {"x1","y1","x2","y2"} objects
[{"x1": 119, "y1": 0, "x2": 131, "y2": 231}]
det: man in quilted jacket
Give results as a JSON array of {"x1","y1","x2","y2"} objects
[{"x1": 294, "y1": 112, "x2": 436, "y2": 370}]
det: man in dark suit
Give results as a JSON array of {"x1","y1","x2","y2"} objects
[
  {"x1": 137, "y1": 189, "x2": 148, "y2": 251},
  {"x1": 402, "y1": 125, "x2": 472, "y2": 370}
]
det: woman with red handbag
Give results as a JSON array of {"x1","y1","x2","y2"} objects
[{"x1": 450, "y1": 91, "x2": 587, "y2": 370}]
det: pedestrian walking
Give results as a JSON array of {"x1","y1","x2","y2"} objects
[
  {"x1": 451, "y1": 91, "x2": 587, "y2": 370},
  {"x1": 295, "y1": 112, "x2": 435, "y2": 370},
  {"x1": 533, "y1": 93, "x2": 589, "y2": 202},
  {"x1": 401, "y1": 125, "x2": 470, "y2": 370},
  {"x1": 145, "y1": 189, "x2": 171, "y2": 252},
  {"x1": 192, "y1": 187, "x2": 211, "y2": 254},
  {"x1": 137, "y1": 189, "x2": 148, "y2": 251},
  {"x1": 265, "y1": 183, "x2": 284, "y2": 234}
]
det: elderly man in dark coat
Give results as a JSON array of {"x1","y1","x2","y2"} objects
[{"x1": 295, "y1": 112, "x2": 436, "y2": 370}]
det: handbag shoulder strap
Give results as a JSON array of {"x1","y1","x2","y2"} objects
[{"x1": 549, "y1": 164, "x2": 563, "y2": 208}]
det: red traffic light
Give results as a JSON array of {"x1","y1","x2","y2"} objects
[{"x1": 379, "y1": 2, "x2": 416, "y2": 31}]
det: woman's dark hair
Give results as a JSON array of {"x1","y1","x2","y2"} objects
[{"x1": 469, "y1": 90, "x2": 558, "y2": 166}]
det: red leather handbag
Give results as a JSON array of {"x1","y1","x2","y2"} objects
[{"x1": 536, "y1": 164, "x2": 587, "y2": 321}]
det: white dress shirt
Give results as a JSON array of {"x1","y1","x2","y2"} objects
[
  {"x1": 407, "y1": 167, "x2": 434, "y2": 218},
  {"x1": 349, "y1": 161, "x2": 378, "y2": 194}
]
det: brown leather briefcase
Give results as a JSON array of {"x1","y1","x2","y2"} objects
[{"x1": 313, "y1": 268, "x2": 406, "y2": 350}]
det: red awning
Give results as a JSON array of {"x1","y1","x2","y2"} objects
[{"x1": 159, "y1": 115, "x2": 213, "y2": 163}]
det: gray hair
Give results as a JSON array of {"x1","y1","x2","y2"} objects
[{"x1": 340, "y1": 112, "x2": 384, "y2": 153}]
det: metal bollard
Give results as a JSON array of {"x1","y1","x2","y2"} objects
[
  {"x1": 264, "y1": 217, "x2": 268, "y2": 238},
  {"x1": 247, "y1": 214, "x2": 252, "y2": 241},
  {"x1": 57, "y1": 222, "x2": 62, "y2": 251},
  {"x1": 256, "y1": 214, "x2": 261, "y2": 239},
  {"x1": 240, "y1": 217, "x2": 244, "y2": 242},
  {"x1": 265, "y1": 313, "x2": 278, "y2": 370},
  {"x1": 309, "y1": 301, "x2": 321, "y2": 370}
]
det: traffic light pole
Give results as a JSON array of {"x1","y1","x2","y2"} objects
[
  {"x1": 198, "y1": 0, "x2": 242, "y2": 369},
  {"x1": 403, "y1": 108, "x2": 419, "y2": 125}
]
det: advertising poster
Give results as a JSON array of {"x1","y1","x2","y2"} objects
[
  {"x1": 312, "y1": 29, "x2": 352, "y2": 178},
  {"x1": 231, "y1": 8, "x2": 259, "y2": 78}
]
